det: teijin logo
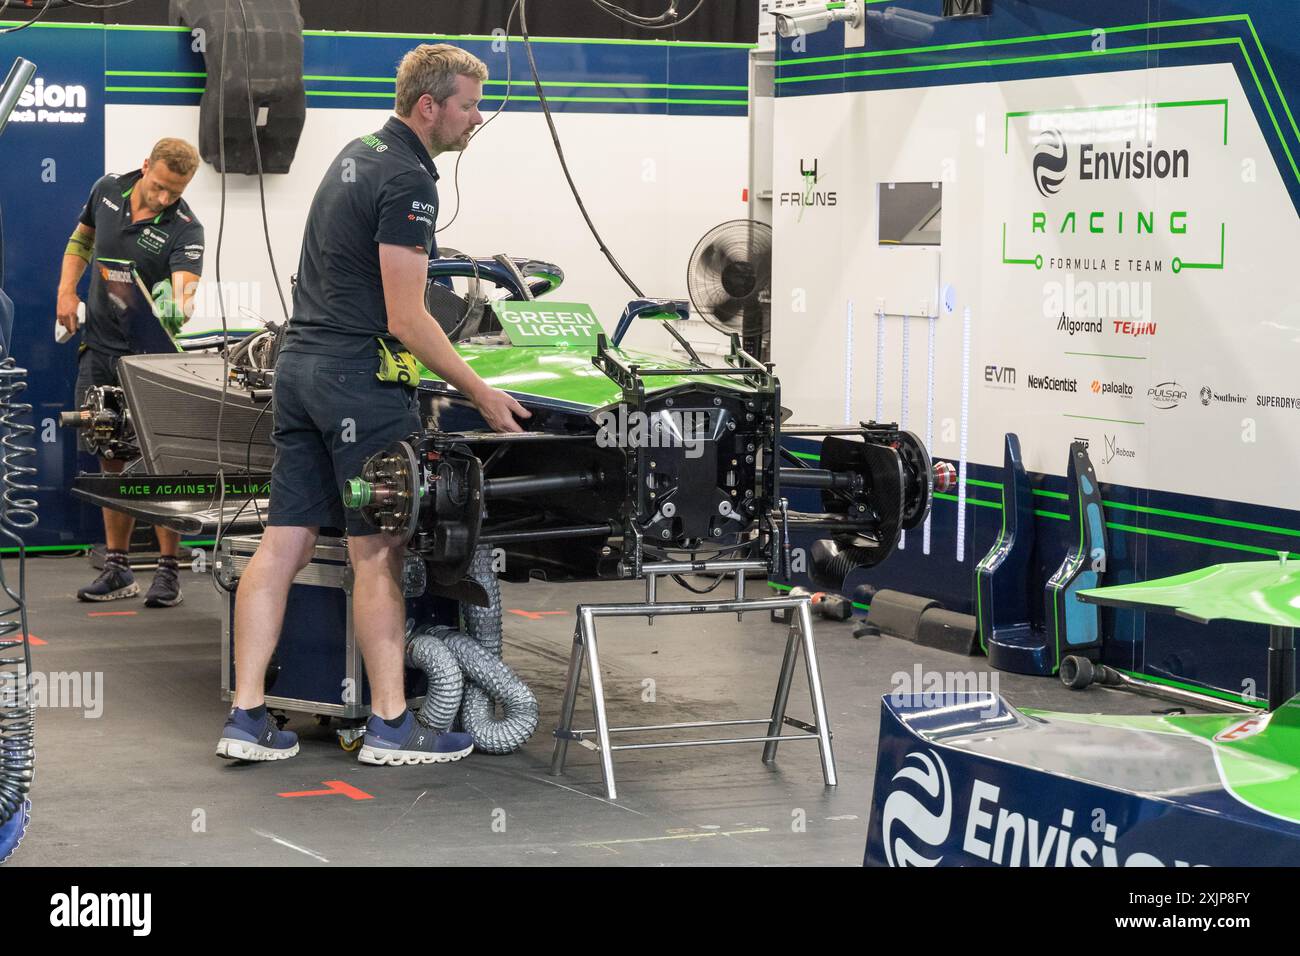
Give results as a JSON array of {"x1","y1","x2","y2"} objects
[
  {"x1": 880, "y1": 749, "x2": 952, "y2": 867},
  {"x1": 1032, "y1": 128, "x2": 1068, "y2": 198}
]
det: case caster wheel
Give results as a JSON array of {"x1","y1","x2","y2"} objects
[
  {"x1": 336, "y1": 723, "x2": 366, "y2": 752},
  {"x1": 1060, "y1": 655, "x2": 1095, "y2": 690},
  {"x1": 269, "y1": 709, "x2": 290, "y2": 730}
]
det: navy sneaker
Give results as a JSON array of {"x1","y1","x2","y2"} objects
[
  {"x1": 358, "y1": 710, "x2": 473, "y2": 766},
  {"x1": 144, "y1": 559, "x2": 183, "y2": 608},
  {"x1": 216, "y1": 707, "x2": 299, "y2": 761},
  {"x1": 77, "y1": 561, "x2": 138, "y2": 602}
]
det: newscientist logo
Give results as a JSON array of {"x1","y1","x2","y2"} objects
[
  {"x1": 879, "y1": 749, "x2": 1203, "y2": 867},
  {"x1": 9, "y1": 77, "x2": 88, "y2": 125},
  {"x1": 1027, "y1": 372, "x2": 1078, "y2": 393},
  {"x1": 1032, "y1": 126, "x2": 1190, "y2": 198}
]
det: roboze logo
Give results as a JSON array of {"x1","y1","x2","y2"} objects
[
  {"x1": 1102, "y1": 434, "x2": 1136, "y2": 465},
  {"x1": 1090, "y1": 379, "x2": 1133, "y2": 398},
  {"x1": 1032, "y1": 126, "x2": 1190, "y2": 198},
  {"x1": 10, "y1": 77, "x2": 88, "y2": 124},
  {"x1": 1026, "y1": 373, "x2": 1077, "y2": 393},
  {"x1": 779, "y1": 158, "x2": 837, "y2": 207},
  {"x1": 880, "y1": 749, "x2": 1204, "y2": 867}
]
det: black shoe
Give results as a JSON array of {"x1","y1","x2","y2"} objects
[
  {"x1": 77, "y1": 563, "x2": 139, "y2": 602},
  {"x1": 144, "y1": 563, "x2": 183, "y2": 608}
]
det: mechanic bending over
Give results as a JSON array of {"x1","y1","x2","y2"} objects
[
  {"x1": 57, "y1": 137, "x2": 204, "y2": 608},
  {"x1": 217, "y1": 44, "x2": 531, "y2": 766}
]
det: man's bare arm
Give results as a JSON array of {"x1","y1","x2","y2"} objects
[
  {"x1": 379, "y1": 243, "x2": 530, "y2": 433},
  {"x1": 57, "y1": 223, "x2": 95, "y2": 335}
]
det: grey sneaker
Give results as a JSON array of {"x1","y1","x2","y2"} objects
[
  {"x1": 358, "y1": 711, "x2": 473, "y2": 766},
  {"x1": 77, "y1": 562, "x2": 138, "y2": 602},
  {"x1": 144, "y1": 562, "x2": 183, "y2": 608}
]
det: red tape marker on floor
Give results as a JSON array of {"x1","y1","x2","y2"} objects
[
  {"x1": 507, "y1": 609, "x2": 568, "y2": 621},
  {"x1": 278, "y1": 779, "x2": 374, "y2": 800},
  {"x1": 25, "y1": 635, "x2": 46, "y2": 646}
]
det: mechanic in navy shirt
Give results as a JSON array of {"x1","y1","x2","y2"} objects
[
  {"x1": 56, "y1": 138, "x2": 205, "y2": 608},
  {"x1": 217, "y1": 45, "x2": 530, "y2": 765}
]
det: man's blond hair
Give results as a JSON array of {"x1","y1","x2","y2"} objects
[
  {"x1": 395, "y1": 43, "x2": 488, "y2": 116},
  {"x1": 148, "y1": 137, "x2": 200, "y2": 177}
]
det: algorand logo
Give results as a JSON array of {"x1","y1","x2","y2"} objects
[
  {"x1": 1032, "y1": 128, "x2": 1068, "y2": 198},
  {"x1": 881, "y1": 749, "x2": 952, "y2": 867}
]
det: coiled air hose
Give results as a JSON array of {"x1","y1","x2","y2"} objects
[{"x1": 405, "y1": 546, "x2": 539, "y2": 754}]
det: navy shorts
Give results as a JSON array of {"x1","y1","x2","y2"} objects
[
  {"x1": 73, "y1": 348, "x2": 122, "y2": 457},
  {"x1": 267, "y1": 350, "x2": 421, "y2": 536}
]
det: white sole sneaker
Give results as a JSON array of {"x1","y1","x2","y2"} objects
[
  {"x1": 357, "y1": 744, "x2": 473, "y2": 766},
  {"x1": 77, "y1": 582, "x2": 140, "y2": 602},
  {"x1": 216, "y1": 737, "x2": 300, "y2": 761}
]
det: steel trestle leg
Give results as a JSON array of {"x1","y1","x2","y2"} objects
[
  {"x1": 797, "y1": 598, "x2": 837, "y2": 787},
  {"x1": 580, "y1": 608, "x2": 619, "y2": 799},
  {"x1": 549, "y1": 622, "x2": 587, "y2": 777},
  {"x1": 762, "y1": 623, "x2": 800, "y2": 763}
]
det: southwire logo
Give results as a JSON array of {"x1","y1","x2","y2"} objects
[
  {"x1": 984, "y1": 365, "x2": 1016, "y2": 388},
  {"x1": 1090, "y1": 379, "x2": 1133, "y2": 398},
  {"x1": 50, "y1": 886, "x2": 151, "y2": 935},
  {"x1": 1200, "y1": 386, "x2": 1247, "y2": 406},
  {"x1": 1148, "y1": 381, "x2": 1187, "y2": 409},
  {"x1": 881, "y1": 750, "x2": 951, "y2": 867},
  {"x1": 1032, "y1": 128, "x2": 1068, "y2": 198},
  {"x1": 1102, "y1": 434, "x2": 1136, "y2": 465},
  {"x1": 880, "y1": 749, "x2": 1204, "y2": 867},
  {"x1": 1255, "y1": 393, "x2": 1300, "y2": 410},
  {"x1": 1027, "y1": 373, "x2": 1078, "y2": 393},
  {"x1": 1055, "y1": 313, "x2": 1101, "y2": 336}
]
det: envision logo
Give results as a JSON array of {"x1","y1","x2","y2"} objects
[
  {"x1": 881, "y1": 749, "x2": 951, "y2": 867},
  {"x1": 9, "y1": 77, "x2": 89, "y2": 125},
  {"x1": 1027, "y1": 373, "x2": 1078, "y2": 393},
  {"x1": 1148, "y1": 381, "x2": 1187, "y2": 409},
  {"x1": 879, "y1": 748, "x2": 1203, "y2": 867},
  {"x1": 1090, "y1": 380, "x2": 1133, "y2": 398},
  {"x1": 1032, "y1": 128, "x2": 1068, "y2": 198}
]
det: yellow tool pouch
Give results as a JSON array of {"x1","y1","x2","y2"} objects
[{"x1": 376, "y1": 338, "x2": 419, "y2": 387}]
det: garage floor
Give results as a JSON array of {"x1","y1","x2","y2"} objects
[{"x1": 13, "y1": 556, "x2": 1203, "y2": 867}]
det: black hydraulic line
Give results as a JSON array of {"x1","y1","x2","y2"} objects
[
  {"x1": 482, "y1": 470, "x2": 605, "y2": 499},
  {"x1": 778, "y1": 467, "x2": 856, "y2": 490},
  {"x1": 479, "y1": 523, "x2": 615, "y2": 545}
]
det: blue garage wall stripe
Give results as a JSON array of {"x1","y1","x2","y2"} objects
[{"x1": 15, "y1": 20, "x2": 751, "y2": 115}]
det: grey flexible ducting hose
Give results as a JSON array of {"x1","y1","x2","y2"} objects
[
  {"x1": 406, "y1": 625, "x2": 464, "y2": 733},
  {"x1": 404, "y1": 546, "x2": 539, "y2": 754}
]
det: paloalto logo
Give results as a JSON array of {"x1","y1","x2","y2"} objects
[{"x1": 880, "y1": 749, "x2": 952, "y2": 867}]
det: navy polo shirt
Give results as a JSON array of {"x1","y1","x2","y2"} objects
[
  {"x1": 282, "y1": 116, "x2": 440, "y2": 358},
  {"x1": 76, "y1": 169, "x2": 205, "y2": 356}
]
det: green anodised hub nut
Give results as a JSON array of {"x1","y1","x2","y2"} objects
[{"x1": 343, "y1": 478, "x2": 372, "y2": 509}]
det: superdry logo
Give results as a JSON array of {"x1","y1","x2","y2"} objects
[
  {"x1": 1148, "y1": 381, "x2": 1187, "y2": 409},
  {"x1": 1027, "y1": 374, "x2": 1077, "y2": 393},
  {"x1": 1032, "y1": 128, "x2": 1068, "y2": 198},
  {"x1": 1090, "y1": 379, "x2": 1133, "y2": 398},
  {"x1": 881, "y1": 749, "x2": 952, "y2": 867}
]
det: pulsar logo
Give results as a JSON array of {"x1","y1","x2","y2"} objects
[
  {"x1": 1148, "y1": 381, "x2": 1187, "y2": 410},
  {"x1": 1032, "y1": 128, "x2": 1068, "y2": 198},
  {"x1": 881, "y1": 749, "x2": 952, "y2": 867}
]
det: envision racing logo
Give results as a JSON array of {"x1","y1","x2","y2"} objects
[
  {"x1": 1032, "y1": 128, "x2": 1068, "y2": 198},
  {"x1": 880, "y1": 749, "x2": 952, "y2": 867}
]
